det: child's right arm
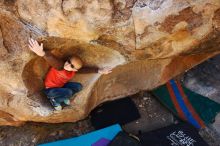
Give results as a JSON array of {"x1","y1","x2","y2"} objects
[{"x1": 28, "y1": 38, "x2": 64, "y2": 70}]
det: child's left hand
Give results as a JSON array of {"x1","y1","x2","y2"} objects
[{"x1": 98, "y1": 67, "x2": 112, "y2": 74}]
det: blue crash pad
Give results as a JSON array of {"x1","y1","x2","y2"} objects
[{"x1": 39, "y1": 124, "x2": 122, "y2": 146}]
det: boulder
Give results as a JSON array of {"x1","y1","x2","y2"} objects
[{"x1": 0, "y1": 0, "x2": 219, "y2": 125}]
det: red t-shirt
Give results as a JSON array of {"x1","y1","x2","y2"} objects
[{"x1": 44, "y1": 67, "x2": 75, "y2": 88}]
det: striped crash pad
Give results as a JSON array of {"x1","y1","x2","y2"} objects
[
  {"x1": 38, "y1": 124, "x2": 122, "y2": 146},
  {"x1": 152, "y1": 79, "x2": 220, "y2": 129}
]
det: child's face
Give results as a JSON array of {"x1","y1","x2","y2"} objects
[{"x1": 64, "y1": 59, "x2": 81, "y2": 71}]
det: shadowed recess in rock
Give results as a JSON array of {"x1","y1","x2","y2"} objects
[{"x1": 22, "y1": 37, "x2": 126, "y2": 111}]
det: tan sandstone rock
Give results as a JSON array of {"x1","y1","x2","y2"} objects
[{"x1": 0, "y1": 0, "x2": 219, "y2": 126}]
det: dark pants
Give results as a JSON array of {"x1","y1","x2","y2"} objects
[{"x1": 44, "y1": 82, "x2": 82, "y2": 106}]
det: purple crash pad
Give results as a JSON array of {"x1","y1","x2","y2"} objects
[{"x1": 92, "y1": 138, "x2": 111, "y2": 146}]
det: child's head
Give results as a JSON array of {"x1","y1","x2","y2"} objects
[{"x1": 64, "y1": 56, "x2": 83, "y2": 71}]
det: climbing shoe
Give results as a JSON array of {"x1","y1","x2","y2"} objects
[
  {"x1": 63, "y1": 99, "x2": 70, "y2": 105},
  {"x1": 50, "y1": 98, "x2": 62, "y2": 110},
  {"x1": 54, "y1": 105, "x2": 62, "y2": 111}
]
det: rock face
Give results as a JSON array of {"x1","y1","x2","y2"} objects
[{"x1": 0, "y1": 0, "x2": 220, "y2": 126}]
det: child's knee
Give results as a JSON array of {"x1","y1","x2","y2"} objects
[
  {"x1": 66, "y1": 89, "x2": 73, "y2": 96},
  {"x1": 77, "y1": 83, "x2": 83, "y2": 91}
]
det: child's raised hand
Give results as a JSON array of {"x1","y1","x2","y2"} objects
[{"x1": 28, "y1": 38, "x2": 45, "y2": 56}]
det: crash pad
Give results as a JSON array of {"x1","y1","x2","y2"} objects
[
  {"x1": 152, "y1": 79, "x2": 220, "y2": 129},
  {"x1": 38, "y1": 124, "x2": 122, "y2": 146}
]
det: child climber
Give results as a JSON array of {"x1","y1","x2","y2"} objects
[{"x1": 28, "y1": 38, "x2": 112, "y2": 110}]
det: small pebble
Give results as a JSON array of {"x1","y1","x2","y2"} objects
[{"x1": 139, "y1": 105, "x2": 143, "y2": 108}]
